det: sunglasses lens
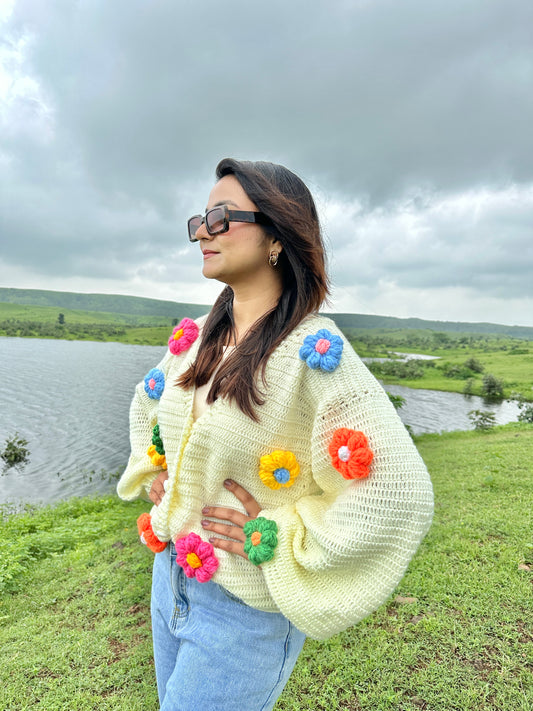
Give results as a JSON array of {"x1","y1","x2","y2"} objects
[
  {"x1": 188, "y1": 216, "x2": 202, "y2": 241},
  {"x1": 206, "y1": 207, "x2": 226, "y2": 235}
]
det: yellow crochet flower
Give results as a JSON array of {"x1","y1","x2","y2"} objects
[
  {"x1": 259, "y1": 450, "x2": 300, "y2": 489},
  {"x1": 147, "y1": 444, "x2": 167, "y2": 469}
]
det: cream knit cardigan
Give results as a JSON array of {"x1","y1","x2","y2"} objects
[{"x1": 117, "y1": 313, "x2": 433, "y2": 640}]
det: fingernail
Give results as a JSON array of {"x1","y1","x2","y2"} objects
[
  {"x1": 202, "y1": 507, "x2": 210, "y2": 514},
  {"x1": 224, "y1": 479, "x2": 233, "y2": 487},
  {"x1": 209, "y1": 538, "x2": 216, "y2": 544},
  {"x1": 201, "y1": 520, "x2": 209, "y2": 528}
]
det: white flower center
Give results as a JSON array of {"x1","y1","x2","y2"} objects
[{"x1": 338, "y1": 445, "x2": 351, "y2": 462}]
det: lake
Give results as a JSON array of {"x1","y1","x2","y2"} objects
[{"x1": 0, "y1": 337, "x2": 521, "y2": 505}]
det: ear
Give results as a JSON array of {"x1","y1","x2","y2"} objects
[{"x1": 268, "y1": 236, "x2": 283, "y2": 255}]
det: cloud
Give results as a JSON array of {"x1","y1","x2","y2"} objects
[
  {"x1": 325, "y1": 183, "x2": 533, "y2": 299},
  {"x1": 0, "y1": 0, "x2": 532, "y2": 326}
]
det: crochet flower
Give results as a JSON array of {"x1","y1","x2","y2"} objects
[
  {"x1": 147, "y1": 444, "x2": 167, "y2": 469},
  {"x1": 259, "y1": 450, "x2": 300, "y2": 490},
  {"x1": 144, "y1": 368, "x2": 165, "y2": 399},
  {"x1": 175, "y1": 532, "x2": 219, "y2": 582},
  {"x1": 137, "y1": 513, "x2": 167, "y2": 553},
  {"x1": 147, "y1": 424, "x2": 167, "y2": 468},
  {"x1": 243, "y1": 517, "x2": 278, "y2": 566},
  {"x1": 299, "y1": 329, "x2": 344, "y2": 372},
  {"x1": 168, "y1": 318, "x2": 199, "y2": 355},
  {"x1": 328, "y1": 428, "x2": 374, "y2": 480}
]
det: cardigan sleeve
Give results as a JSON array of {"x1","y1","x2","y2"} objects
[
  {"x1": 258, "y1": 361, "x2": 434, "y2": 640},
  {"x1": 116, "y1": 349, "x2": 174, "y2": 502}
]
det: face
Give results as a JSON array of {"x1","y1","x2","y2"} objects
[{"x1": 196, "y1": 175, "x2": 282, "y2": 286}]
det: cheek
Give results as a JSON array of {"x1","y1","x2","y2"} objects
[{"x1": 227, "y1": 229, "x2": 270, "y2": 260}]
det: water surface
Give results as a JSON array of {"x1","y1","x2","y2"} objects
[{"x1": 0, "y1": 337, "x2": 521, "y2": 505}]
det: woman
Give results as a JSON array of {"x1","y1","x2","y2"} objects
[{"x1": 117, "y1": 158, "x2": 434, "y2": 710}]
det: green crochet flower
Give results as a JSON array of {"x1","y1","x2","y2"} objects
[
  {"x1": 243, "y1": 517, "x2": 278, "y2": 566},
  {"x1": 151, "y1": 424, "x2": 165, "y2": 455}
]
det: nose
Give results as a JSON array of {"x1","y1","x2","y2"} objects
[{"x1": 196, "y1": 221, "x2": 211, "y2": 241}]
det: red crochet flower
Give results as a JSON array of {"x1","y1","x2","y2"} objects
[
  {"x1": 137, "y1": 513, "x2": 167, "y2": 553},
  {"x1": 175, "y1": 532, "x2": 219, "y2": 582},
  {"x1": 168, "y1": 318, "x2": 199, "y2": 355},
  {"x1": 328, "y1": 428, "x2": 374, "y2": 480}
]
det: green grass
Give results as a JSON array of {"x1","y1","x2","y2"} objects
[
  {"x1": 0, "y1": 303, "x2": 175, "y2": 345},
  {"x1": 0, "y1": 302, "x2": 165, "y2": 325},
  {"x1": 0, "y1": 424, "x2": 532, "y2": 710},
  {"x1": 356, "y1": 339, "x2": 533, "y2": 401}
]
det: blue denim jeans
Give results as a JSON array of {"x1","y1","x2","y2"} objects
[{"x1": 151, "y1": 544, "x2": 306, "y2": 711}]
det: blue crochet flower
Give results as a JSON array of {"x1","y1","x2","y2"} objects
[
  {"x1": 299, "y1": 329, "x2": 344, "y2": 372},
  {"x1": 144, "y1": 368, "x2": 165, "y2": 399}
]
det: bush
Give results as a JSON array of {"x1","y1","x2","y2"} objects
[
  {"x1": 514, "y1": 393, "x2": 533, "y2": 424},
  {"x1": 518, "y1": 403, "x2": 533, "y2": 423},
  {"x1": 386, "y1": 392, "x2": 405, "y2": 410},
  {"x1": 481, "y1": 373, "x2": 505, "y2": 400},
  {"x1": 463, "y1": 378, "x2": 476, "y2": 396},
  {"x1": 463, "y1": 357, "x2": 484, "y2": 373},
  {"x1": 468, "y1": 410, "x2": 497, "y2": 431},
  {"x1": 443, "y1": 364, "x2": 473, "y2": 379},
  {"x1": 368, "y1": 359, "x2": 425, "y2": 379},
  {"x1": 1, "y1": 433, "x2": 30, "y2": 473}
]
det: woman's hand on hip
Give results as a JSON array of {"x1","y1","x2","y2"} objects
[
  {"x1": 201, "y1": 479, "x2": 261, "y2": 559},
  {"x1": 149, "y1": 470, "x2": 169, "y2": 506}
]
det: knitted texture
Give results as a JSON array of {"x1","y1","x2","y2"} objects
[{"x1": 117, "y1": 314, "x2": 434, "y2": 640}]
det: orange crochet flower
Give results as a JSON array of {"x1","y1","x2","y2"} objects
[
  {"x1": 137, "y1": 513, "x2": 167, "y2": 553},
  {"x1": 328, "y1": 428, "x2": 373, "y2": 480}
]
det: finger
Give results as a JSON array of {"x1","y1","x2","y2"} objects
[
  {"x1": 149, "y1": 489, "x2": 162, "y2": 505},
  {"x1": 201, "y1": 519, "x2": 246, "y2": 542},
  {"x1": 201, "y1": 506, "x2": 249, "y2": 529},
  {"x1": 223, "y1": 479, "x2": 262, "y2": 518},
  {"x1": 209, "y1": 536, "x2": 247, "y2": 559}
]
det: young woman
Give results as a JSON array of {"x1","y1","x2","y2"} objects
[{"x1": 117, "y1": 158, "x2": 434, "y2": 711}]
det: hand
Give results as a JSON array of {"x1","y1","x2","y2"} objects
[
  {"x1": 201, "y1": 479, "x2": 261, "y2": 559},
  {"x1": 149, "y1": 470, "x2": 169, "y2": 506}
]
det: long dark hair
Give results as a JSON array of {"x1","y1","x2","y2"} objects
[{"x1": 177, "y1": 158, "x2": 329, "y2": 421}]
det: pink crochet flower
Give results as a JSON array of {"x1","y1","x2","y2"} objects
[
  {"x1": 175, "y1": 532, "x2": 219, "y2": 582},
  {"x1": 168, "y1": 318, "x2": 199, "y2": 355}
]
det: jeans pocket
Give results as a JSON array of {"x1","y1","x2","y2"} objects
[{"x1": 218, "y1": 584, "x2": 251, "y2": 608}]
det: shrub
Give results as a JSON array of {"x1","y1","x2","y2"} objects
[
  {"x1": 468, "y1": 410, "x2": 497, "y2": 431},
  {"x1": 518, "y1": 403, "x2": 533, "y2": 423},
  {"x1": 514, "y1": 393, "x2": 533, "y2": 424},
  {"x1": 1, "y1": 433, "x2": 30, "y2": 473},
  {"x1": 481, "y1": 373, "x2": 504, "y2": 401},
  {"x1": 386, "y1": 392, "x2": 405, "y2": 410},
  {"x1": 463, "y1": 357, "x2": 484, "y2": 373},
  {"x1": 463, "y1": 378, "x2": 476, "y2": 396},
  {"x1": 443, "y1": 364, "x2": 473, "y2": 379},
  {"x1": 368, "y1": 359, "x2": 425, "y2": 379}
]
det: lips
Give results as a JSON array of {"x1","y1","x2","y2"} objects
[{"x1": 202, "y1": 250, "x2": 219, "y2": 258}]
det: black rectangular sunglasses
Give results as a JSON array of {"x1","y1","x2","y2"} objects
[{"x1": 188, "y1": 205, "x2": 273, "y2": 242}]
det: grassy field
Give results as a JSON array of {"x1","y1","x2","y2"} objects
[
  {"x1": 0, "y1": 302, "x2": 176, "y2": 344},
  {"x1": 0, "y1": 424, "x2": 531, "y2": 710},
  {"x1": 351, "y1": 333, "x2": 533, "y2": 402}
]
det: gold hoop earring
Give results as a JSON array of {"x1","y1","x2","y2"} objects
[{"x1": 269, "y1": 251, "x2": 279, "y2": 267}]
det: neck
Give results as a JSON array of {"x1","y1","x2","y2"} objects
[{"x1": 230, "y1": 280, "x2": 283, "y2": 344}]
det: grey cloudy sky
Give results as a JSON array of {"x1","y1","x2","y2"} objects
[{"x1": 1, "y1": 0, "x2": 532, "y2": 326}]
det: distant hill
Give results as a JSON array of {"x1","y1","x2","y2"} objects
[
  {"x1": 0, "y1": 288, "x2": 211, "y2": 320},
  {"x1": 328, "y1": 313, "x2": 533, "y2": 340},
  {"x1": 1, "y1": 287, "x2": 532, "y2": 340}
]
